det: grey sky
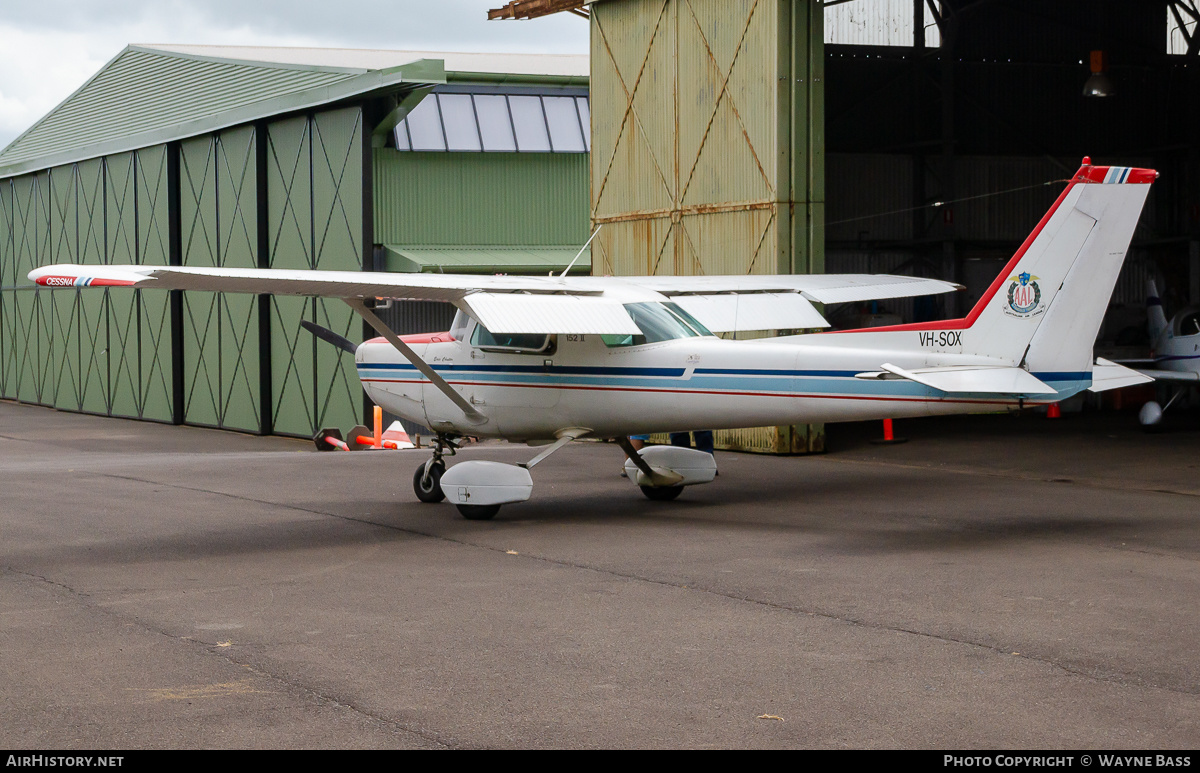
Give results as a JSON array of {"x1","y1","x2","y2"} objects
[{"x1": 0, "y1": 1, "x2": 589, "y2": 149}]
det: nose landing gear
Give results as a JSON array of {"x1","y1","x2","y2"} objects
[{"x1": 412, "y1": 434, "x2": 459, "y2": 503}]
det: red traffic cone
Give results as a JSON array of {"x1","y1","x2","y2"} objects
[{"x1": 870, "y1": 418, "x2": 908, "y2": 444}]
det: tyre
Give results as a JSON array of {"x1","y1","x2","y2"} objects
[
  {"x1": 457, "y1": 504, "x2": 500, "y2": 520},
  {"x1": 413, "y1": 462, "x2": 446, "y2": 503},
  {"x1": 640, "y1": 485, "x2": 684, "y2": 501}
]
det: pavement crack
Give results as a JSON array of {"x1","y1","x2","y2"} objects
[
  {"x1": 92, "y1": 471, "x2": 1200, "y2": 701},
  {"x1": 2, "y1": 562, "x2": 456, "y2": 748}
]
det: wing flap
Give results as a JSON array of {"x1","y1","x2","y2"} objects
[
  {"x1": 632, "y1": 274, "x2": 962, "y2": 304},
  {"x1": 460, "y1": 292, "x2": 641, "y2": 335},
  {"x1": 669, "y1": 292, "x2": 830, "y2": 333}
]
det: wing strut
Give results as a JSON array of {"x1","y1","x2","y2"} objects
[{"x1": 344, "y1": 298, "x2": 488, "y2": 425}]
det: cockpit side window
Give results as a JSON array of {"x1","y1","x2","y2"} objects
[{"x1": 470, "y1": 323, "x2": 554, "y2": 354}]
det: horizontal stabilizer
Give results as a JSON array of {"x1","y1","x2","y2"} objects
[
  {"x1": 1128, "y1": 367, "x2": 1200, "y2": 384},
  {"x1": 1088, "y1": 357, "x2": 1156, "y2": 392},
  {"x1": 460, "y1": 292, "x2": 641, "y2": 335},
  {"x1": 670, "y1": 292, "x2": 830, "y2": 333},
  {"x1": 858, "y1": 363, "x2": 1058, "y2": 395}
]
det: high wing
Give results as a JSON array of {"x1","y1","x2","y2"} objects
[{"x1": 29, "y1": 264, "x2": 961, "y2": 336}]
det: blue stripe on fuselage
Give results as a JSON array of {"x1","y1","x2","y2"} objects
[{"x1": 357, "y1": 362, "x2": 1091, "y2": 400}]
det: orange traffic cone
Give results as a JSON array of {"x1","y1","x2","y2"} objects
[{"x1": 870, "y1": 418, "x2": 908, "y2": 444}]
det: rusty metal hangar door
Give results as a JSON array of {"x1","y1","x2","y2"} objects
[{"x1": 589, "y1": 0, "x2": 826, "y2": 452}]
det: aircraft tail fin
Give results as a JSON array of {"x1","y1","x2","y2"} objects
[
  {"x1": 1146, "y1": 279, "x2": 1170, "y2": 342},
  {"x1": 1017, "y1": 162, "x2": 1155, "y2": 374},
  {"x1": 831, "y1": 159, "x2": 1155, "y2": 380}
]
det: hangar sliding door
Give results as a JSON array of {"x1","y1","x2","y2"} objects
[
  {"x1": 47, "y1": 165, "x2": 78, "y2": 412},
  {"x1": 8, "y1": 174, "x2": 51, "y2": 404},
  {"x1": 75, "y1": 158, "x2": 110, "y2": 416},
  {"x1": 106, "y1": 152, "x2": 140, "y2": 420},
  {"x1": 0, "y1": 180, "x2": 11, "y2": 399},
  {"x1": 590, "y1": 0, "x2": 825, "y2": 453},
  {"x1": 132, "y1": 146, "x2": 174, "y2": 422},
  {"x1": 179, "y1": 129, "x2": 261, "y2": 433},
  {"x1": 103, "y1": 146, "x2": 174, "y2": 422},
  {"x1": 267, "y1": 108, "x2": 364, "y2": 438}
]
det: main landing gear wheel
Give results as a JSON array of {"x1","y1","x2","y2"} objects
[
  {"x1": 640, "y1": 485, "x2": 684, "y2": 501},
  {"x1": 457, "y1": 504, "x2": 501, "y2": 520},
  {"x1": 413, "y1": 462, "x2": 446, "y2": 503}
]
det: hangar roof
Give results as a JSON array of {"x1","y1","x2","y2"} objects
[
  {"x1": 0, "y1": 45, "x2": 585, "y2": 179},
  {"x1": 143, "y1": 45, "x2": 590, "y2": 79}
]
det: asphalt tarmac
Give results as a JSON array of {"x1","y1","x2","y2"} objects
[{"x1": 1, "y1": 400, "x2": 1197, "y2": 749}]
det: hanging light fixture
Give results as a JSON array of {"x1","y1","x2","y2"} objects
[{"x1": 1083, "y1": 50, "x2": 1114, "y2": 97}]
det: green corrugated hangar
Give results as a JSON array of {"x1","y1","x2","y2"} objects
[{"x1": 0, "y1": 45, "x2": 590, "y2": 437}]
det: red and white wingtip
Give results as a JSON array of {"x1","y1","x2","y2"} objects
[
  {"x1": 29, "y1": 264, "x2": 152, "y2": 288},
  {"x1": 1072, "y1": 156, "x2": 1158, "y2": 185},
  {"x1": 381, "y1": 421, "x2": 415, "y2": 450}
]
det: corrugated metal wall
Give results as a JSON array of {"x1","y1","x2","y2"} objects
[
  {"x1": 0, "y1": 146, "x2": 174, "y2": 419},
  {"x1": 267, "y1": 108, "x2": 364, "y2": 438},
  {"x1": 589, "y1": 0, "x2": 824, "y2": 282},
  {"x1": 179, "y1": 128, "x2": 261, "y2": 432},
  {"x1": 0, "y1": 107, "x2": 366, "y2": 439},
  {"x1": 589, "y1": 0, "x2": 825, "y2": 453},
  {"x1": 824, "y1": 0, "x2": 941, "y2": 47},
  {"x1": 373, "y1": 149, "x2": 588, "y2": 246},
  {"x1": 825, "y1": 152, "x2": 1161, "y2": 324}
]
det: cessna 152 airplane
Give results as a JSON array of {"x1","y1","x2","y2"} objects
[
  {"x1": 1124, "y1": 279, "x2": 1200, "y2": 427},
  {"x1": 30, "y1": 159, "x2": 1155, "y2": 519}
]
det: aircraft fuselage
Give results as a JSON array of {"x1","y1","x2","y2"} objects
[{"x1": 357, "y1": 331, "x2": 1087, "y2": 440}]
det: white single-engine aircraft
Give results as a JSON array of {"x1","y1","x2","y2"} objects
[
  {"x1": 1123, "y1": 279, "x2": 1200, "y2": 427},
  {"x1": 31, "y1": 159, "x2": 1155, "y2": 519}
]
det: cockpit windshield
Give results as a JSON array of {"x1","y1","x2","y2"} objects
[
  {"x1": 1176, "y1": 309, "x2": 1200, "y2": 337},
  {"x1": 602, "y1": 302, "x2": 714, "y2": 347}
]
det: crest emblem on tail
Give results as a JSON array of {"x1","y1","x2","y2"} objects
[{"x1": 1005, "y1": 272, "x2": 1043, "y2": 317}]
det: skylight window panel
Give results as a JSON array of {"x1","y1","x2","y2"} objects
[
  {"x1": 406, "y1": 97, "x2": 446, "y2": 151},
  {"x1": 576, "y1": 97, "x2": 591, "y2": 151},
  {"x1": 438, "y1": 94, "x2": 481, "y2": 152},
  {"x1": 509, "y1": 96, "x2": 551, "y2": 152},
  {"x1": 474, "y1": 94, "x2": 517, "y2": 152},
  {"x1": 543, "y1": 96, "x2": 585, "y2": 152}
]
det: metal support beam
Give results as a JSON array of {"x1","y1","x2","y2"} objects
[
  {"x1": 361, "y1": 101, "x2": 377, "y2": 426},
  {"x1": 1168, "y1": 0, "x2": 1200, "y2": 56},
  {"x1": 939, "y1": 9, "x2": 959, "y2": 317},
  {"x1": 167, "y1": 140, "x2": 184, "y2": 426},
  {"x1": 255, "y1": 121, "x2": 272, "y2": 436},
  {"x1": 370, "y1": 87, "x2": 434, "y2": 149},
  {"x1": 488, "y1": 0, "x2": 588, "y2": 20}
]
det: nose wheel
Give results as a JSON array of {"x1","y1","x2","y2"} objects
[
  {"x1": 412, "y1": 434, "x2": 459, "y2": 504},
  {"x1": 413, "y1": 460, "x2": 446, "y2": 502}
]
